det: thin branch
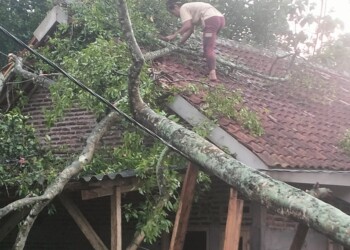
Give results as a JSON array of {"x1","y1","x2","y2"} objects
[
  {"x1": 4, "y1": 111, "x2": 119, "y2": 249},
  {"x1": 9, "y1": 54, "x2": 55, "y2": 87},
  {"x1": 156, "y1": 40, "x2": 291, "y2": 82},
  {"x1": 156, "y1": 146, "x2": 171, "y2": 196}
]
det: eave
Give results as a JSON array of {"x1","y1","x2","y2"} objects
[{"x1": 169, "y1": 95, "x2": 350, "y2": 200}]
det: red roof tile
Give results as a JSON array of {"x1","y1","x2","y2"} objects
[{"x1": 154, "y1": 41, "x2": 350, "y2": 171}]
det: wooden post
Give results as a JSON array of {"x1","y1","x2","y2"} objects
[
  {"x1": 223, "y1": 188, "x2": 244, "y2": 250},
  {"x1": 111, "y1": 186, "x2": 122, "y2": 250},
  {"x1": 59, "y1": 194, "x2": 108, "y2": 250},
  {"x1": 289, "y1": 223, "x2": 309, "y2": 250},
  {"x1": 233, "y1": 199, "x2": 244, "y2": 250},
  {"x1": 289, "y1": 184, "x2": 332, "y2": 250},
  {"x1": 224, "y1": 188, "x2": 237, "y2": 250},
  {"x1": 169, "y1": 163, "x2": 199, "y2": 250}
]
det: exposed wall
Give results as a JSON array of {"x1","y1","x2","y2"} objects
[{"x1": 21, "y1": 87, "x2": 122, "y2": 156}]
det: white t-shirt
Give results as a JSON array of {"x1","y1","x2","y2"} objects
[{"x1": 180, "y1": 2, "x2": 223, "y2": 27}]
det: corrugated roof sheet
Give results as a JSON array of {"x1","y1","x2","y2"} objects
[{"x1": 78, "y1": 169, "x2": 136, "y2": 183}]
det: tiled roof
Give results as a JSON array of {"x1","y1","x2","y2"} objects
[{"x1": 154, "y1": 40, "x2": 350, "y2": 171}]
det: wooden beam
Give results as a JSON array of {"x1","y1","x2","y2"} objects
[
  {"x1": 169, "y1": 163, "x2": 199, "y2": 250},
  {"x1": 111, "y1": 186, "x2": 122, "y2": 250},
  {"x1": 82, "y1": 183, "x2": 138, "y2": 200},
  {"x1": 59, "y1": 194, "x2": 108, "y2": 250},
  {"x1": 233, "y1": 199, "x2": 244, "y2": 250},
  {"x1": 289, "y1": 223, "x2": 309, "y2": 250},
  {"x1": 224, "y1": 188, "x2": 244, "y2": 250},
  {"x1": 223, "y1": 188, "x2": 238, "y2": 250},
  {"x1": 0, "y1": 207, "x2": 30, "y2": 241},
  {"x1": 289, "y1": 184, "x2": 332, "y2": 250}
]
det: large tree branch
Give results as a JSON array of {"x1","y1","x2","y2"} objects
[
  {"x1": 9, "y1": 54, "x2": 55, "y2": 87},
  {"x1": 0, "y1": 101, "x2": 118, "y2": 220},
  {"x1": 117, "y1": 0, "x2": 350, "y2": 246},
  {"x1": 0, "y1": 109, "x2": 118, "y2": 249},
  {"x1": 11, "y1": 111, "x2": 118, "y2": 249}
]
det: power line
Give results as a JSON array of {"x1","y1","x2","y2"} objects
[
  {"x1": 0, "y1": 50, "x2": 8, "y2": 58},
  {"x1": 0, "y1": 25, "x2": 190, "y2": 160}
]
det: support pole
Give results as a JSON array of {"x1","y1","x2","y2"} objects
[
  {"x1": 289, "y1": 223, "x2": 309, "y2": 250},
  {"x1": 169, "y1": 163, "x2": 199, "y2": 250},
  {"x1": 289, "y1": 184, "x2": 333, "y2": 250},
  {"x1": 111, "y1": 186, "x2": 122, "y2": 250},
  {"x1": 224, "y1": 188, "x2": 244, "y2": 250}
]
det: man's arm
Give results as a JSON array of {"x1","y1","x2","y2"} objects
[
  {"x1": 179, "y1": 26, "x2": 194, "y2": 44},
  {"x1": 164, "y1": 20, "x2": 193, "y2": 42}
]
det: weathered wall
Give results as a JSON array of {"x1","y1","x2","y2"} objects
[
  {"x1": 21, "y1": 87, "x2": 122, "y2": 156},
  {"x1": 264, "y1": 211, "x2": 328, "y2": 250}
]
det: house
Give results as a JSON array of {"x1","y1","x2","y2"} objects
[{"x1": 1, "y1": 2, "x2": 350, "y2": 250}]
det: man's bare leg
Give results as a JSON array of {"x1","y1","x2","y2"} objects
[{"x1": 209, "y1": 69, "x2": 217, "y2": 81}]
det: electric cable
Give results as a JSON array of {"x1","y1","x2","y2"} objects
[
  {"x1": 0, "y1": 50, "x2": 8, "y2": 58},
  {"x1": 0, "y1": 24, "x2": 190, "y2": 160}
]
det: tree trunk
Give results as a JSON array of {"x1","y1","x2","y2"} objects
[{"x1": 116, "y1": 0, "x2": 350, "y2": 246}]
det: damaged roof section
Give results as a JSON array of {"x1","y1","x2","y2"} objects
[{"x1": 155, "y1": 40, "x2": 350, "y2": 171}]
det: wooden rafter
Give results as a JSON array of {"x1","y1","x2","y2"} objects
[
  {"x1": 59, "y1": 194, "x2": 108, "y2": 250},
  {"x1": 169, "y1": 163, "x2": 199, "y2": 250}
]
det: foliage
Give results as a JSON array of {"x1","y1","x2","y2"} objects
[
  {"x1": 282, "y1": 0, "x2": 344, "y2": 55},
  {"x1": 207, "y1": 0, "x2": 291, "y2": 47},
  {"x1": 340, "y1": 129, "x2": 350, "y2": 155},
  {"x1": 202, "y1": 85, "x2": 263, "y2": 136},
  {"x1": 0, "y1": 110, "x2": 62, "y2": 196},
  {"x1": 310, "y1": 33, "x2": 350, "y2": 73},
  {"x1": 0, "y1": 0, "x2": 51, "y2": 66},
  {"x1": 192, "y1": 120, "x2": 217, "y2": 138},
  {"x1": 127, "y1": 0, "x2": 179, "y2": 46},
  {"x1": 85, "y1": 129, "x2": 184, "y2": 242},
  {"x1": 288, "y1": 66, "x2": 334, "y2": 104}
]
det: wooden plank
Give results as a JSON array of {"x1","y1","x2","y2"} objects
[
  {"x1": 232, "y1": 199, "x2": 244, "y2": 250},
  {"x1": 289, "y1": 223, "x2": 309, "y2": 250},
  {"x1": 169, "y1": 163, "x2": 199, "y2": 250},
  {"x1": 250, "y1": 202, "x2": 265, "y2": 250},
  {"x1": 82, "y1": 186, "x2": 113, "y2": 200},
  {"x1": 59, "y1": 194, "x2": 108, "y2": 250},
  {"x1": 33, "y1": 6, "x2": 68, "y2": 42},
  {"x1": 223, "y1": 188, "x2": 238, "y2": 250},
  {"x1": 111, "y1": 186, "x2": 122, "y2": 250},
  {"x1": 82, "y1": 183, "x2": 138, "y2": 200},
  {"x1": 289, "y1": 185, "x2": 332, "y2": 250},
  {"x1": 0, "y1": 207, "x2": 30, "y2": 241},
  {"x1": 224, "y1": 189, "x2": 244, "y2": 250}
]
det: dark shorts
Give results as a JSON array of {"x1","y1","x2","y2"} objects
[
  {"x1": 203, "y1": 16, "x2": 225, "y2": 70},
  {"x1": 203, "y1": 16, "x2": 225, "y2": 35}
]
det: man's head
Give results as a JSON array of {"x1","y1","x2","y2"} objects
[{"x1": 166, "y1": 1, "x2": 182, "y2": 17}]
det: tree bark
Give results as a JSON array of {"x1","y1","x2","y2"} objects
[
  {"x1": 8, "y1": 112, "x2": 118, "y2": 249},
  {"x1": 116, "y1": 0, "x2": 350, "y2": 246}
]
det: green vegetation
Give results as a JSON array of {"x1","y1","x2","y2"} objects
[
  {"x1": 0, "y1": 0, "x2": 51, "y2": 66},
  {"x1": 203, "y1": 85, "x2": 263, "y2": 136},
  {"x1": 0, "y1": 110, "x2": 62, "y2": 196},
  {"x1": 340, "y1": 129, "x2": 350, "y2": 155},
  {"x1": 0, "y1": 0, "x2": 349, "y2": 245}
]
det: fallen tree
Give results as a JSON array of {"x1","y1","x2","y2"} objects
[
  {"x1": 1, "y1": 0, "x2": 350, "y2": 248},
  {"x1": 116, "y1": 0, "x2": 350, "y2": 246}
]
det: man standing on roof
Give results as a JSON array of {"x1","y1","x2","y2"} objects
[{"x1": 163, "y1": 1, "x2": 225, "y2": 81}]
